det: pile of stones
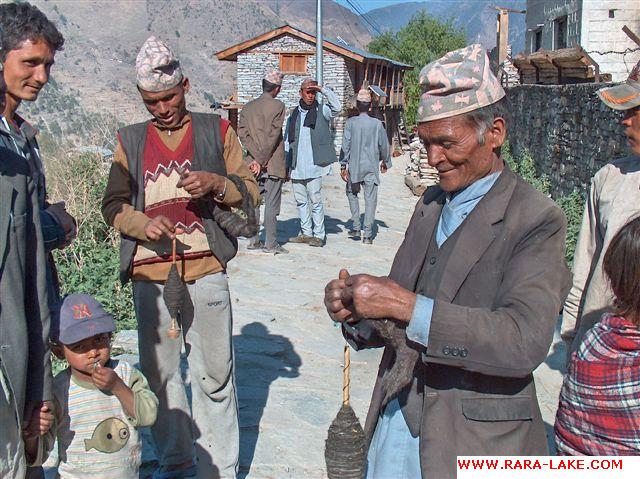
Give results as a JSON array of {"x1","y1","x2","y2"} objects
[{"x1": 404, "y1": 137, "x2": 439, "y2": 195}]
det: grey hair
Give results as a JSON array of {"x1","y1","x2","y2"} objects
[{"x1": 463, "y1": 96, "x2": 510, "y2": 145}]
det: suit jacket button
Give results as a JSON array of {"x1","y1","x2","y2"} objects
[
  {"x1": 429, "y1": 256, "x2": 437, "y2": 265},
  {"x1": 442, "y1": 346, "x2": 450, "y2": 355},
  {"x1": 451, "y1": 347, "x2": 459, "y2": 357},
  {"x1": 460, "y1": 348, "x2": 468, "y2": 358}
]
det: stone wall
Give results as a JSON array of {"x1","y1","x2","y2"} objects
[
  {"x1": 237, "y1": 34, "x2": 354, "y2": 153},
  {"x1": 506, "y1": 82, "x2": 629, "y2": 197}
]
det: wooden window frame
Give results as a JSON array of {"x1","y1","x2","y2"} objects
[
  {"x1": 279, "y1": 53, "x2": 308, "y2": 74},
  {"x1": 534, "y1": 29, "x2": 542, "y2": 52},
  {"x1": 554, "y1": 16, "x2": 567, "y2": 50}
]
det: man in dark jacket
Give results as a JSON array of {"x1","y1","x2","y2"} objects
[
  {"x1": 284, "y1": 78, "x2": 341, "y2": 247},
  {"x1": 238, "y1": 70, "x2": 288, "y2": 254},
  {"x1": 325, "y1": 44, "x2": 572, "y2": 478}
]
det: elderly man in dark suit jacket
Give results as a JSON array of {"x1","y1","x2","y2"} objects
[
  {"x1": 238, "y1": 70, "x2": 288, "y2": 254},
  {"x1": 325, "y1": 44, "x2": 572, "y2": 478}
]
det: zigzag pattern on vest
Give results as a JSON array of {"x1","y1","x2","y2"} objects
[{"x1": 143, "y1": 159, "x2": 191, "y2": 187}]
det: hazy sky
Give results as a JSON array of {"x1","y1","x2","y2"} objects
[{"x1": 335, "y1": 0, "x2": 414, "y2": 13}]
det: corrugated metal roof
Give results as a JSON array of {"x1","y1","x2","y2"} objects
[{"x1": 291, "y1": 24, "x2": 412, "y2": 68}]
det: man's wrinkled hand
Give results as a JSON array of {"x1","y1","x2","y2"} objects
[
  {"x1": 144, "y1": 215, "x2": 179, "y2": 241},
  {"x1": 340, "y1": 169, "x2": 349, "y2": 182},
  {"x1": 177, "y1": 171, "x2": 225, "y2": 199},
  {"x1": 343, "y1": 274, "x2": 416, "y2": 322},
  {"x1": 324, "y1": 269, "x2": 357, "y2": 323}
]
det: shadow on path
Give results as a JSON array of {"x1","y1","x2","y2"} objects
[
  {"x1": 234, "y1": 323, "x2": 301, "y2": 478},
  {"x1": 276, "y1": 215, "x2": 349, "y2": 245},
  {"x1": 345, "y1": 217, "x2": 389, "y2": 240}
]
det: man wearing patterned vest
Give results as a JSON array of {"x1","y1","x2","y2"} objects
[{"x1": 102, "y1": 36, "x2": 259, "y2": 479}]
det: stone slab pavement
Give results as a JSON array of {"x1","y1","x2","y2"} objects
[{"x1": 78, "y1": 153, "x2": 566, "y2": 478}]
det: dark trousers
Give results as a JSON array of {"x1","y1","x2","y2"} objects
[
  {"x1": 347, "y1": 178, "x2": 378, "y2": 239},
  {"x1": 250, "y1": 176, "x2": 283, "y2": 248}
]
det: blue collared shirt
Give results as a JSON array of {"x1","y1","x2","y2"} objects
[{"x1": 366, "y1": 171, "x2": 502, "y2": 478}]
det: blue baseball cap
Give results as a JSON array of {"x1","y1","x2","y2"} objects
[{"x1": 56, "y1": 294, "x2": 115, "y2": 345}]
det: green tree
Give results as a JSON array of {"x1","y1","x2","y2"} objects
[{"x1": 368, "y1": 12, "x2": 467, "y2": 126}]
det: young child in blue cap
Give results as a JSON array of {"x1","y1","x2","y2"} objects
[{"x1": 25, "y1": 293, "x2": 158, "y2": 478}]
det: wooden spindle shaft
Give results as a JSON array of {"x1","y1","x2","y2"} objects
[
  {"x1": 172, "y1": 236, "x2": 177, "y2": 265},
  {"x1": 343, "y1": 344, "x2": 350, "y2": 406}
]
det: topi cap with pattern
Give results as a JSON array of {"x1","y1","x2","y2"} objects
[
  {"x1": 264, "y1": 70, "x2": 284, "y2": 86},
  {"x1": 136, "y1": 36, "x2": 183, "y2": 92},
  {"x1": 56, "y1": 294, "x2": 115, "y2": 345},
  {"x1": 417, "y1": 44, "x2": 505, "y2": 123},
  {"x1": 356, "y1": 88, "x2": 371, "y2": 103},
  {"x1": 598, "y1": 60, "x2": 640, "y2": 111}
]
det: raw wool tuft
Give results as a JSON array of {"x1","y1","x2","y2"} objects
[
  {"x1": 206, "y1": 174, "x2": 258, "y2": 238},
  {"x1": 370, "y1": 320, "x2": 422, "y2": 409}
]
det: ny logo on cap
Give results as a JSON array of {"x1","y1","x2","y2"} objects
[{"x1": 72, "y1": 304, "x2": 92, "y2": 320}]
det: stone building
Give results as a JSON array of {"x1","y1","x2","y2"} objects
[
  {"x1": 524, "y1": 0, "x2": 640, "y2": 82},
  {"x1": 215, "y1": 24, "x2": 412, "y2": 153}
]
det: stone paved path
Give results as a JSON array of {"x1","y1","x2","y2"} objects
[
  {"x1": 97, "y1": 153, "x2": 566, "y2": 479},
  {"x1": 229, "y1": 156, "x2": 413, "y2": 478}
]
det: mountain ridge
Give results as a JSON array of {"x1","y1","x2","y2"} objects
[
  {"x1": 364, "y1": 0, "x2": 527, "y2": 55},
  {"x1": 20, "y1": 0, "x2": 370, "y2": 143}
]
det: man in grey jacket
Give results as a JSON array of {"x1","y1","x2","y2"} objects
[
  {"x1": 0, "y1": 1, "x2": 76, "y2": 320},
  {"x1": 0, "y1": 13, "x2": 54, "y2": 478},
  {"x1": 0, "y1": 112, "x2": 52, "y2": 479},
  {"x1": 325, "y1": 45, "x2": 571, "y2": 478},
  {"x1": 0, "y1": 5, "x2": 70, "y2": 476},
  {"x1": 285, "y1": 78, "x2": 341, "y2": 247},
  {"x1": 340, "y1": 88, "x2": 391, "y2": 244},
  {"x1": 562, "y1": 60, "x2": 640, "y2": 351}
]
